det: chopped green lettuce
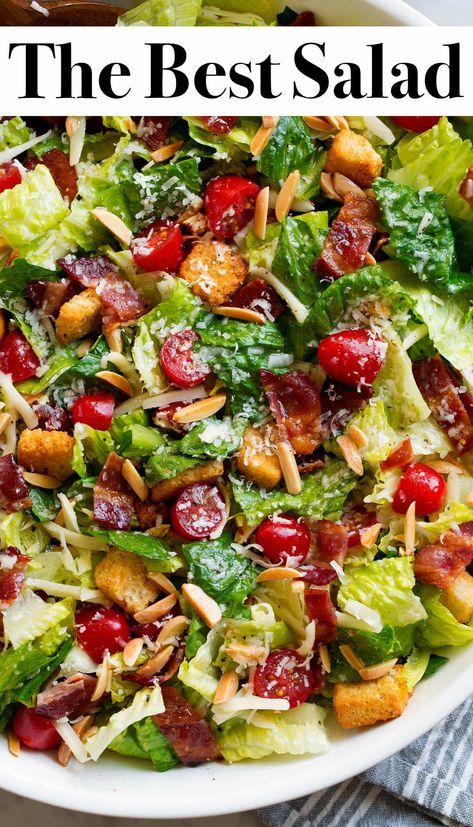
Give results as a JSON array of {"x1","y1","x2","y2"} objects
[
  {"x1": 416, "y1": 502, "x2": 473, "y2": 543},
  {"x1": 271, "y1": 213, "x2": 328, "y2": 313},
  {"x1": 178, "y1": 625, "x2": 224, "y2": 701},
  {"x1": 0, "y1": 258, "x2": 59, "y2": 299},
  {"x1": 118, "y1": 0, "x2": 202, "y2": 26},
  {"x1": 86, "y1": 685, "x2": 165, "y2": 761},
  {"x1": 2, "y1": 591, "x2": 70, "y2": 650},
  {"x1": 0, "y1": 623, "x2": 70, "y2": 695},
  {"x1": 0, "y1": 165, "x2": 69, "y2": 249},
  {"x1": 255, "y1": 579, "x2": 306, "y2": 641},
  {"x1": 89, "y1": 528, "x2": 176, "y2": 564},
  {"x1": 403, "y1": 648, "x2": 430, "y2": 692},
  {"x1": 374, "y1": 326, "x2": 430, "y2": 428},
  {"x1": 0, "y1": 117, "x2": 32, "y2": 151},
  {"x1": 145, "y1": 447, "x2": 200, "y2": 485},
  {"x1": 257, "y1": 116, "x2": 326, "y2": 199},
  {"x1": 182, "y1": 532, "x2": 258, "y2": 614},
  {"x1": 110, "y1": 718, "x2": 179, "y2": 771},
  {"x1": 178, "y1": 416, "x2": 245, "y2": 459},
  {"x1": 416, "y1": 585, "x2": 473, "y2": 648}
]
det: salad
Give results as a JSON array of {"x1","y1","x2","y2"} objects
[{"x1": 0, "y1": 112, "x2": 472, "y2": 771}]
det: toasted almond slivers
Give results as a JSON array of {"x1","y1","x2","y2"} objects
[
  {"x1": 8, "y1": 731, "x2": 20, "y2": 757},
  {"x1": 151, "y1": 141, "x2": 184, "y2": 163},
  {"x1": 157, "y1": 614, "x2": 189, "y2": 646},
  {"x1": 320, "y1": 171, "x2": 343, "y2": 202},
  {"x1": 256, "y1": 566, "x2": 301, "y2": 583},
  {"x1": 123, "y1": 637, "x2": 144, "y2": 667},
  {"x1": 303, "y1": 116, "x2": 335, "y2": 132},
  {"x1": 173, "y1": 394, "x2": 226, "y2": 424},
  {"x1": 58, "y1": 715, "x2": 93, "y2": 767},
  {"x1": 326, "y1": 115, "x2": 349, "y2": 131},
  {"x1": 76, "y1": 338, "x2": 93, "y2": 358},
  {"x1": 226, "y1": 642, "x2": 267, "y2": 664},
  {"x1": 96, "y1": 370, "x2": 133, "y2": 397},
  {"x1": 211, "y1": 305, "x2": 266, "y2": 325},
  {"x1": 135, "y1": 645, "x2": 174, "y2": 678},
  {"x1": 337, "y1": 434, "x2": 364, "y2": 476},
  {"x1": 275, "y1": 170, "x2": 300, "y2": 223},
  {"x1": 182, "y1": 583, "x2": 221, "y2": 628},
  {"x1": 213, "y1": 670, "x2": 239, "y2": 704},
  {"x1": 90, "y1": 657, "x2": 109, "y2": 703},
  {"x1": 104, "y1": 326, "x2": 123, "y2": 354},
  {"x1": 318, "y1": 643, "x2": 331, "y2": 673},
  {"x1": 333, "y1": 172, "x2": 366, "y2": 199},
  {"x1": 250, "y1": 125, "x2": 274, "y2": 156},
  {"x1": 360, "y1": 522, "x2": 382, "y2": 549},
  {"x1": 339, "y1": 643, "x2": 365, "y2": 672},
  {"x1": 426, "y1": 459, "x2": 467, "y2": 476},
  {"x1": 0, "y1": 412, "x2": 11, "y2": 437},
  {"x1": 122, "y1": 459, "x2": 148, "y2": 502},
  {"x1": 133, "y1": 593, "x2": 178, "y2": 624},
  {"x1": 22, "y1": 471, "x2": 60, "y2": 489},
  {"x1": 147, "y1": 571, "x2": 178, "y2": 594},
  {"x1": 262, "y1": 116, "x2": 279, "y2": 129},
  {"x1": 364, "y1": 252, "x2": 377, "y2": 266},
  {"x1": 253, "y1": 185, "x2": 270, "y2": 241},
  {"x1": 346, "y1": 423, "x2": 368, "y2": 449},
  {"x1": 91, "y1": 207, "x2": 132, "y2": 247},
  {"x1": 359, "y1": 658, "x2": 398, "y2": 682},
  {"x1": 403, "y1": 500, "x2": 416, "y2": 557},
  {"x1": 277, "y1": 441, "x2": 302, "y2": 495}
]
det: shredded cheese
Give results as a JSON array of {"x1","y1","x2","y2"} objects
[
  {"x1": 27, "y1": 578, "x2": 109, "y2": 603},
  {"x1": 53, "y1": 720, "x2": 90, "y2": 764},
  {"x1": 0, "y1": 373, "x2": 38, "y2": 429},
  {"x1": 253, "y1": 268, "x2": 309, "y2": 323},
  {"x1": 57, "y1": 493, "x2": 80, "y2": 534},
  {"x1": 43, "y1": 522, "x2": 108, "y2": 551},
  {"x1": 0, "y1": 131, "x2": 51, "y2": 166}
]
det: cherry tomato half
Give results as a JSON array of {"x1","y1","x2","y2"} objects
[
  {"x1": 391, "y1": 116, "x2": 440, "y2": 133},
  {"x1": 160, "y1": 329, "x2": 210, "y2": 388},
  {"x1": 204, "y1": 175, "x2": 261, "y2": 240},
  {"x1": 131, "y1": 220, "x2": 185, "y2": 273},
  {"x1": 171, "y1": 483, "x2": 226, "y2": 540},
  {"x1": 393, "y1": 462, "x2": 447, "y2": 516},
  {"x1": 200, "y1": 117, "x2": 238, "y2": 134},
  {"x1": 317, "y1": 328, "x2": 386, "y2": 387},
  {"x1": 0, "y1": 162, "x2": 22, "y2": 194},
  {"x1": 0, "y1": 330, "x2": 41, "y2": 383},
  {"x1": 254, "y1": 649, "x2": 315, "y2": 708},
  {"x1": 75, "y1": 606, "x2": 131, "y2": 663},
  {"x1": 12, "y1": 706, "x2": 61, "y2": 750},
  {"x1": 72, "y1": 393, "x2": 115, "y2": 431},
  {"x1": 255, "y1": 514, "x2": 311, "y2": 565}
]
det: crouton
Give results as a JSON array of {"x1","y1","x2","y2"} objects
[
  {"x1": 236, "y1": 426, "x2": 281, "y2": 490},
  {"x1": 325, "y1": 129, "x2": 383, "y2": 189},
  {"x1": 55, "y1": 288, "x2": 102, "y2": 344},
  {"x1": 333, "y1": 666, "x2": 410, "y2": 730},
  {"x1": 94, "y1": 548, "x2": 159, "y2": 615},
  {"x1": 151, "y1": 459, "x2": 224, "y2": 503},
  {"x1": 441, "y1": 571, "x2": 473, "y2": 624},
  {"x1": 18, "y1": 428, "x2": 74, "y2": 481},
  {"x1": 179, "y1": 240, "x2": 247, "y2": 306}
]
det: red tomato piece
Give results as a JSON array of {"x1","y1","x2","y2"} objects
[
  {"x1": 204, "y1": 176, "x2": 261, "y2": 240},
  {"x1": 75, "y1": 606, "x2": 131, "y2": 663},
  {"x1": 255, "y1": 514, "x2": 311, "y2": 565},
  {"x1": 200, "y1": 117, "x2": 238, "y2": 134},
  {"x1": 341, "y1": 507, "x2": 377, "y2": 548},
  {"x1": 317, "y1": 328, "x2": 386, "y2": 387},
  {"x1": 393, "y1": 462, "x2": 447, "y2": 516},
  {"x1": 254, "y1": 649, "x2": 315, "y2": 708},
  {"x1": 72, "y1": 393, "x2": 115, "y2": 431},
  {"x1": 391, "y1": 116, "x2": 440, "y2": 133},
  {"x1": 160, "y1": 329, "x2": 210, "y2": 388},
  {"x1": 12, "y1": 706, "x2": 62, "y2": 750},
  {"x1": 171, "y1": 483, "x2": 226, "y2": 540},
  {"x1": 0, "y1": 162, "x2": 22, "y2": 194},
  {"x1": 0, "y1": 330, "x2": 41, "y2": 382},
  {"x1": 131, "y1": 220, "x2": 185, "y2": 273}
]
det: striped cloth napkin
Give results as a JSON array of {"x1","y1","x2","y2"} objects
[{"x1": 258, "y1": 696, "x2": 473, "y2": 827}]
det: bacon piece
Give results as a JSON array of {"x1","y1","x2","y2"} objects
[
  {"x1": 25, "y1": 149, "x2": 78, "y2": 202},
  {"x1": 304, "y1": 588, "x2": 338, "y2": 643},
  {"x1": 200, "y1": 117, "x2": 238, "y2": 135},
  {"x1": 341, "y1": 506, "x2": 377, "y2": 548},
  {"x1": 413, "y1": 356, "x2": 473, "y2": 454},
  {"x1": 34, "y1": 403, "x2": 71, "y2": 433},
  {"x1": 299, "y1": 565, "x2": 338, "y2": 586},
  {"x1": 259, "y1": 369, "x2": 321, "y2": 455},
  {"x1": 0, "y1": 546, "x2": 29, "y2": 611},
  {"x1": 0, "y1": 454, "x2": 31, "y2": 513},
  {"x1": 414, "y1": 530, "x2": 473, "y2": 589},
  {"x1": 59, "y1": 254, "x2": 118, "y2": 287},
  {"x1": 154, "y1": 686, "x2": 221, "y2": 766},
  {"x1": 99, "y1": 276, "x2": 147, "y2": 324},
  {"x1": 315, "y1": 194, "x2": 378, "y2": 281},
  {"x1": 36, "y1": 674, "x2": 97, "y2": 720},
  {"x1": 297, "y1": 454, "x2": 325, "y2": 476},
  {"x1": 316, "y1": 519, "x2": 349, "y2": 565},
  {"x1": 460, "y1": 165, "x2": 473, "y2": 208},
  {"x1": 93, "y1": 452, "x2": 134, "y2": 530},
  {"x1": 380, "y1": 437, "x2": 415, "y2": 472},
  {"x1": 229, "y1": 278, "x2": 285, "y2": 321},
  {"x1": 27, "y1": 279, "x2": 77, "y2": 317},
  {"x1": 137, "y1": 116, "x2": 173, "y2": 151},
  {"x1": 321, "y1": 380, "x2": 373, "y2": 437},
  {"x1": 311, "y1": 658, "x2": 326, "y2": 693}
]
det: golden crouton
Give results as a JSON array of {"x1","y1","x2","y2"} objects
[
  {"x1": 151, "y1": 459, "x2": 224, "y2": 503},
  {"x1": 179, "y1": 241, "x2": 247, "y2": 306},
  {"x1": 55, "y1": 288, "x2": 102, "y2": 344},
  {"x1": 236, "y1": 426, "x2": 281, "y2": 490},
  {"x1": 18, "y1": 428, "x2": 74, "y2": 481},
  {"x1": 441, "y1": 571, "x2": 473, "y2": 624},
  {"x1": 94, "y1": 548, "x2": 159, "y2": 615},
  {"x1": 325, "y1": 129, "x2": 383, "y2": 189},
  {"x1": 333, "y1": 666, "x2": 410, "y2": 730}
]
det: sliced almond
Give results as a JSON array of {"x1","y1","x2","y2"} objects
[
  {"x1": 57, "y1": 715, "x2": 93, "y2": 767},
  {"x1": 360, "y1": 522, "x2": 382, "y2": 549},
  {"x1": 275, "y1": 170, "x2": 300, "y2": 223},
  {"x1": 123, "y1": 637, "x2": 144, "y2": 667},
  {"x1": 333, "y1": 173, "x2": 366, "y2": 199},
  {"x1": 96, "y1": 370, "x2": 133, "y2": 397},
  {"x1": 213, "y1": 670, "x2": 239, "y2": 704},
  {"x1": 303, "y1": 116, "x2": 335, "y2": 133},
  {"x1": 22, "y1": 471, "x2": 60, "y2": 489},
  {"x1": 337, "y1": 435, "x2": 364, "y2": 476},
  {"x1": 253, "y1": 185, "x2": 270, "y2": 241},
  {"x1": 256, "y1": 566, "x2": 301, "y2": 583},
  {"x1": 250, "y1": 125, "x2": 274, "y2": 156},
  {"x1": 426, "y1": 459, "x2": 468, "y2": 476},
  {"x1": 8, "y1": 730, "x2": 20, "y2": 757},
  {"x1": 339, "y1": 643, "x2": 365, "y2": 672},
  {"x1": 147, "y1": 525, "x2": 170, "y2": 538},
  {"x1": 211, "y1": 305, "x2": 266, "y2": 325},
  {"x1": 347, "y1": 423, "x2": 368, "y2": 449},
  {"x1": 262, "y1": 116, "x2": 279, "y2": 129},
  {"x1": 277, "y1": 441, "x2": 302, "y2": 495},
  {"x1": 359, "y1": 658, "x2": 398, "y2": 681},
  {"x1": 104, "y1": 326, "x2": 123, "y2": 354},
  {"x1": 147, "y1": 571, "x2": 178, "y2": 595},
  {"x1": 0, "y1": 412, "x2": 12, "y2": 437},
  {"x1": 122, "y1": 459, "x2": 148, "y2": 502},
  {"x1": 182, "y1": 583, "x2": 221, "y2": 628},
  {"x1": 325, "y1": 115, "x2": 349, "y2": 131},
  {"x1": 318, "y1": 643, "x2": 331, "y2": 673},
  {"x1": 76, "y1": 338, "x2": 93, "y2": 358},
  {"x1": 226, "y1": 642, "x2": 266, "y2": 664},
  {"x1": 90, "y1": 657, "x2": 109, "y2": 703},
  {"x1": 133, "y1": 593, "x2": 177, "y2": 624},
  {"x1": 364, "y1": 252, "x2": 377, "y2": 266},
  {"x1": 91, "y1": 207, "x2": 132, "y2": 247},
  {"x1": 151, "y1": 141, "x2": 184, "y2": 163},
  {"x1": 135, "y1": 644, "x2": 174, "y2": 678},
  {"x1": 66, "y1": 115, "x2": 86, "y2": 167},
  {"x1": 320, "y1": 172, "x2": 343, "y2": 202},
  {"x1": 172, "y1": 394, "x2": 226, "y2": 424},
  {"x1": 157, "y1": 614, "x2": 189, "y2": 646},
  {"x1": 403, "y1": 500, "x2": 416, "y2": 556}
]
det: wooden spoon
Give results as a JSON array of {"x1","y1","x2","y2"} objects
[{"x1": 1, "y1": 0, "x2": 123, "y2": 25}]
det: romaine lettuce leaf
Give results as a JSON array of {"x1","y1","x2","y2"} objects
[
  {"x1": 338, "y1": 557, "x2": 427, "y2": 627},
  {"x1": 0, "y1": 623, "x2": 70, "y2": 694},
  {"x1": 178, "y1": 625, "x2": 224, "y2": 701},
  {"x1": 0, "y1": 165, "x2": 69, "y2": 248},
  {"x1": 118, "y1": 0, "x2": 202, "y2": 26},
  {"x1": 374, "y1": 326, "x2": 430, "y2": 428},
  {"x1": 271, "y1": 212, "x2": 328, "y2": 312},
  {"x1": 197, "y1": 6, "x2": 266, "y2": 24},
  {"x1": 86, "y1": 686, "x2": 165, "y2": 761},
  {"x1": 416, "y1": 502, "x2": 473, "y2": 543},
  {"x1": 0, "y1": 258, "x2": 59, "y2": 299},
  {"x1": 88, "y1": 528, "x2": 176, "y2": 564},
  {"x1": 129, "y1": 158, "x2": 202, "y2": 223},
  {"x1": 257, "y1": 116, "x2": 326, "y2": 199},
  {"x1": 200, "y1": 0, "x2": 279, "y2": 23},
  {"x1": 145, "y1": 447, "x2": 200, "y2": 485},
  {"x1": 416, "y1": 584, "x2": 473, "y2": 648},
  {"x1": 0, "y1": 117, "x2": 32, "y2": 151},
  {"x1": 182, "y1": 532, "x2": 258, "y2": 614},
  {"x1": 255, "y1": 579, "x2": 306, "y2": 641},
  {"x1": 110, "y1": 718, "x2": 179, "y2": 771},
  {"x1": 178, "y1": 416, "x2": 245, "y2": 459},
  {"x1": 3, "y1": 591, "x2": 70, "y2": 650}
]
